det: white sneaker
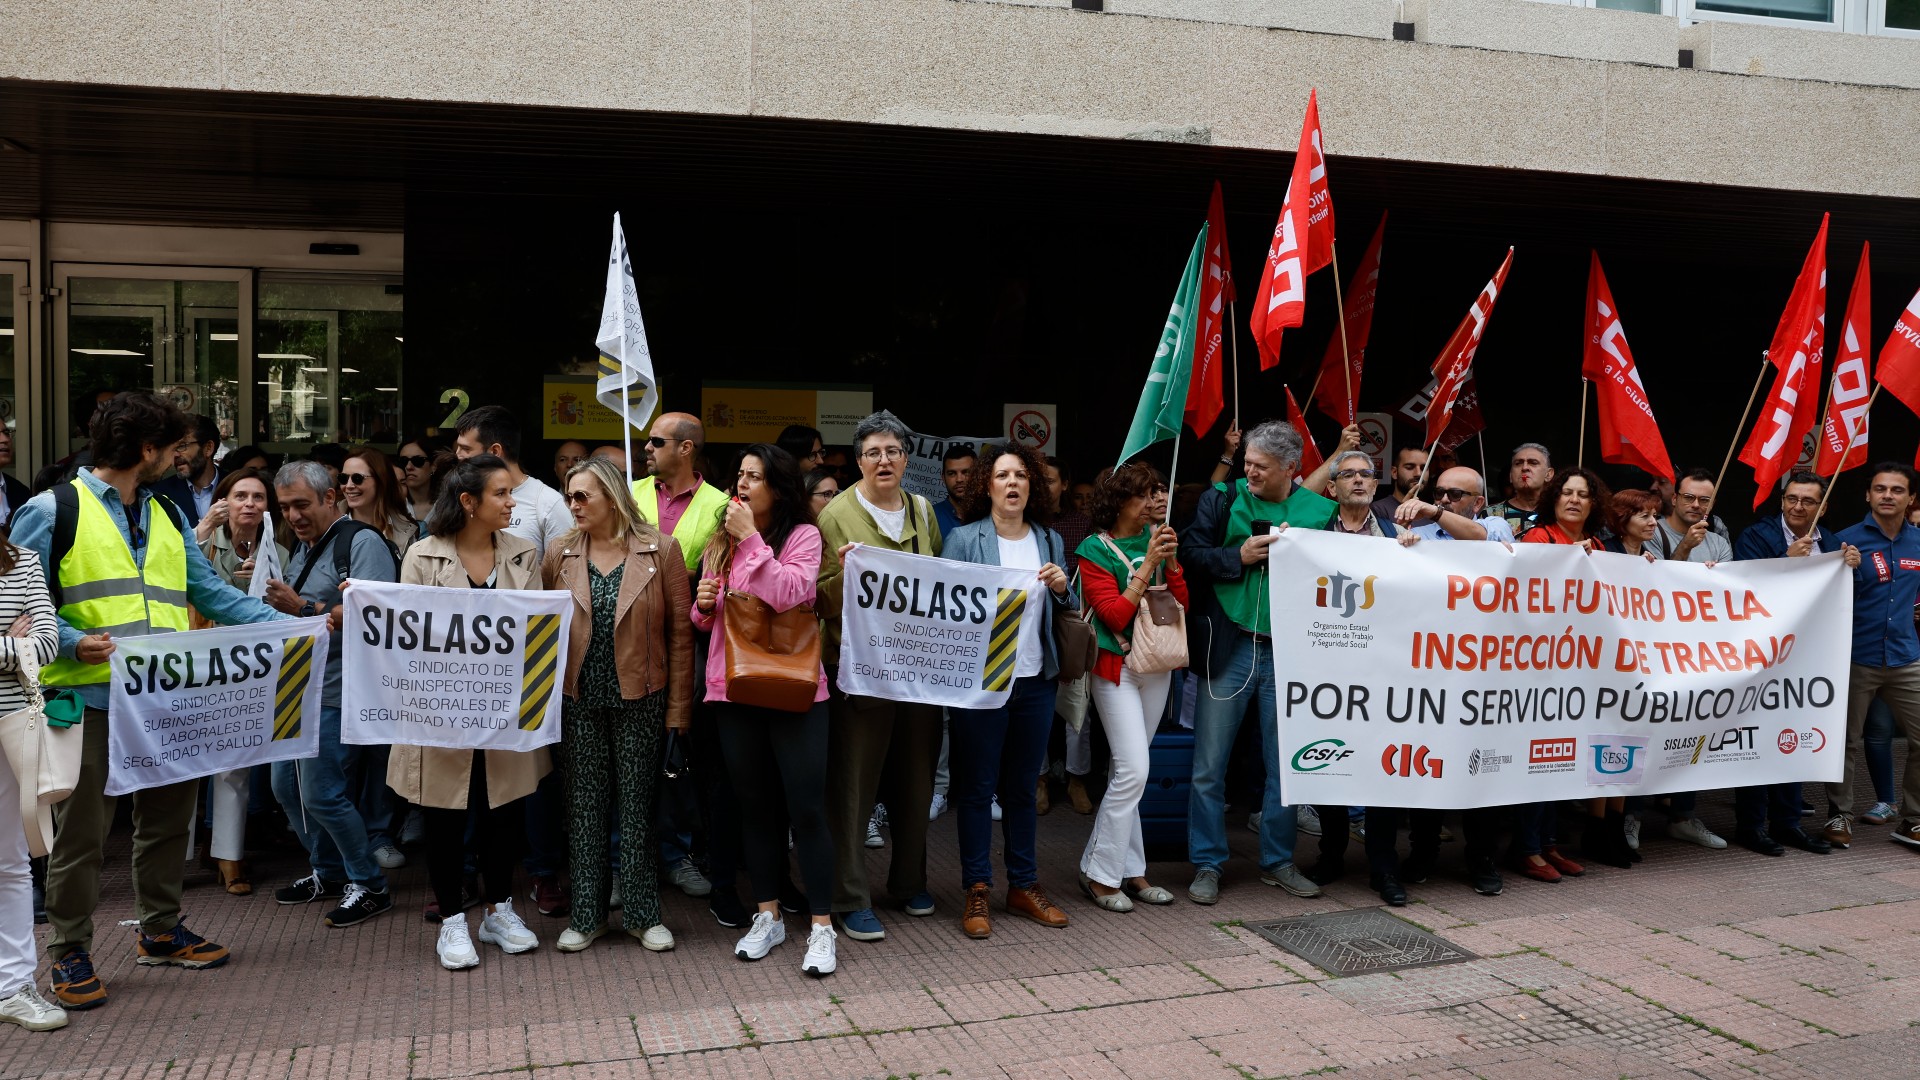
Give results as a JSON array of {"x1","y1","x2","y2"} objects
[
  {"x1": 1248, "y1": 810, "x2": 1266, "y2": 834},
  {"x1": 634, "y1": 924, "x2": 676, "y2": 952},
  {"x1": 478, "y1": 900, "x2": 539, "y2": 954},
  {"x1": 801, "y1": 922, "x2": 838, "y2": 977},
  {"x1": 929, "y1": 792, "x2": 950, "y2": 820},
  {"x1": 1624, "y1": 814, "x2": 1642, "y2": 851},
  {"x1": 373, "y1": 844, "x2": 407, "y2": 870},
  {"x1": 734, "y1": 910, "x2": 786, "y2": 961},
  {"x1": 1295, "y1": 805, "x2": 1320, "y2": 835},
  {"x1": 0, "y1": 984, "x2": 68, "y2": 1031},
  {"x1": 436, "y1": 920, "x2": 480, "y2": 970},
  {"x1": 1667, "y1": 817, "x2": 1727, "y2": 850},
  {"x1": 865, "y1": 812, "x2": 886, "y2": 849},
  {"x1": 990, "y1": 795, "x2": 1002, "y2": 821},
  {"x1": 555, "y1": 925, "x2": 607, "y2": 952}
]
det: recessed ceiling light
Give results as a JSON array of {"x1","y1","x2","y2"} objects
[
  {"x1": 340, "y1": 367, "x2": 359, "y2": 374},
  {"x1": 258, "y1": 353, "x2": 317, "y2": 361},
  {"x1": 210, "y1": 333, "x2": 238, "y2": 342},
  {"x1": 71, "y1": 348, "x2": 144, "y2": 356},
  {"x1": 0, "y1": 329, "x2": 13, "y2": 337},
  {"x1": 373, "y1": 386, "x2": 399, "y2": 392}
]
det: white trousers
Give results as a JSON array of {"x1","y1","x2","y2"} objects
[
  {"x1": 0, "y1": 736, "x2": 37, "y2": 995},
  {"x1": 209, "y1": 768, "x2": 250, "y2": 862},
  {"x1": 1080, "y1": 667, "x2": 1171, "y2": 888}
]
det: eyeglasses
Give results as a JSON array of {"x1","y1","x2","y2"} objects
[
  {"x1": 860, "y1": 447, "x2": 906, "y2": 463},
  {"x1": 810, "y1": 488, "x2": 837, "y2": 500},
  {"x1": 1676, "y1": 493, "x2": 1713, "y2": 505},
  {"x1": 339, "y1": 472, "x2": 373, "y2": 486},
  {"x1": 564, "y1": 490, "x2": 595, "y2": 505},
  {"x1": 1433, "y1": 488, "x2": 1475, "y2": 502},
  {"x1": 646, "y1": 436, "x2": 679, "y2": 449},
  {"x1": 397, "y1": 455, "x2": 430, "y2": 468},
  {"x1": 1333, "y1": 469, "x2": 1375, "y2": 481},
  {"x1": 1779, "y1": 495, "x2": 1819, "y2": 508}
]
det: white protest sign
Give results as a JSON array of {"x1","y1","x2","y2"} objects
[
  {"x1": 340, "y1": 580, "x2": 570, "y2": 751},
  {"x1": 106, "y1": 616, "x2": 330, "y2": 796},
  {"x1": 1268, "y1": 529, "x2": 1849, "y2": 808},
  {"x1": 837, "y1": 545, "x2": 1043, "y2": 710},
  {"x1": 902, "y1": 429, "x2": 995, "y2": 505}
]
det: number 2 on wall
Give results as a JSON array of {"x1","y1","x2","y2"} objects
[{"x1": 439, "y1": 388, "x2": 471, "y2": 429}]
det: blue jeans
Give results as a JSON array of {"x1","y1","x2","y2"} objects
[
  {"x1": 269, "y1": 708, "x2": 387, "y2": 891},
  {"x1": 1189, "y1": 632, "x2": 1296, "y2": 873},
  {"x1": 355, "y1": 744, "x2": 395, "y2": 851},
  {"x1": 951, "y1": 675, "x2": 1056, "y2": 889},
  {"x1": 1865, "y1": 698, "x2": 1898, "y2": 805},
  {"x1": 1512, "y1": 802, "x2": 1556, "y2": 857}
]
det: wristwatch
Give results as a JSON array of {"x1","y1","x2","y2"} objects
[{"x1": 298, "y1": 601, "x2": 317, "y2": 618}]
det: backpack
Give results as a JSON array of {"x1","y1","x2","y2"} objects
[
  {"x1": 291, "y1": 518, "x2": 401, "y2": 593},
  {"x1": 48, "y1": 483, "x2": 191, "y2": 610}
]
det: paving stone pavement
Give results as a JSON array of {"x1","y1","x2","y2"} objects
[{"x1": 5, "y1": 782, "x2": 1920, "y2": 1079}]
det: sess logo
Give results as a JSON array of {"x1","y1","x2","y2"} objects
[
  {"x1": 1381, "y1": 743, "x2": 1444, "y2": 779},
  {"x1": 1293, "y1": 738, "x2": 1355, "y2": 772},
  {"x1": 1586, "y1": 735, "x2": 1649, "y2": 785},
  {"x1": 1314, "y1": 571, "x2": 1377, "y2": 619}
]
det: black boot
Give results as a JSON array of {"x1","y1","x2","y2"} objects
[{"x1": 1585, "y1": 811, "x2": 1632, "y2": 869}]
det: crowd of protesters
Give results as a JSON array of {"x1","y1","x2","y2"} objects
[{"x1": 0, "y1": 392, "x2": 1907, "y2": 1033}]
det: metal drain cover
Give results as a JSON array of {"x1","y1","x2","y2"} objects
[{"x1": 1249, "y1": 908, "x2": 1476, "y2": 976}]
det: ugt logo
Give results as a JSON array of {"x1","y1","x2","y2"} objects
[{"x1": 1314, "y1": 571, "x2": 1377, "y2": 618}]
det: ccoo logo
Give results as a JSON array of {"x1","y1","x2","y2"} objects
[
  {"x1": 1381, "y1": 743, "x2": 1444, "y2": 779},
  {"x1": 1314, "y1": 571, "x2": 1377, "y2": 619}
]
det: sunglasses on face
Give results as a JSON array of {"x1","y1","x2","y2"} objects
[
  {"x1": 1433, "y1": 488, "x2": 1475, "y2": 502},
  {"x1": 340, "y1": 472, "x2": 373, "y2": 486},
  {"x1": 646, "y1": 436, "x2": 680, "y2": 449},
  {"x1": 564, "y1": 490, "x2": 595, "y2": 505},
  {"x1": 397, "y1": 455, "x2": 430, "y2": 468}
]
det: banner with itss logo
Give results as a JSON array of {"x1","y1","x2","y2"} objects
[
  {"x1": 340, "y1": 580, "x2": 571, "y2": 751},
  {"x1": 1267, "y1": 530, "x2": 1849, "y2": 809}
]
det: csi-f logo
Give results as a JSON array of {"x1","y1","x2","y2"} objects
[
  {"x1": 1292, "y1": 738, "x2": 1355, "y2": 772},
  {"x1": 1314, "y1": 571, "x2": 1377, "y2": 618}
]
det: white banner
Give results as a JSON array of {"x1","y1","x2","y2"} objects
[
  {"x1": 837, "y1": 546, "x2": 1042, "y2": 709},
  {"x1": 340, "y1": 580, "x2": 571, "y2": 751},
  {"x1": 902, "y1": 429, "x2": 994, "y2": 506},
  {"x1": 1268, "y1": 530, "x2": 1850, "y2": 808},
  {"x1": 106, "y1": 617, "x2": 330, "y2": 796}
]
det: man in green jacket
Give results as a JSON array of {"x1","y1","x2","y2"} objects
[{"x1": 816, "y1": 410, "x2": 943, "y2": 943}]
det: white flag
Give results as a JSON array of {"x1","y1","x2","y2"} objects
[
  {"x1": 247, "y1": 515, "x2": 283, "y2": 599},
  {"x1": 594, "y1": 212, "x2": 658, "y2": 432}
]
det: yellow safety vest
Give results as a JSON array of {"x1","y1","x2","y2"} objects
[
  {"x1": 631, "y1": 478, "x2": 728, "y2": 572},
  {"x1": 42, "y1": 481, "x2": 191, "y2": 686}
]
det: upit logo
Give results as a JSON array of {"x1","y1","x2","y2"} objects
[
  {"x1": 1529, "y1": 739, "x2": 1577, "y2": 765},
  {"x1": 1314, "y1": 571, "x2": 1377, "y2": 618},
  {"x1": 1381, "y1": 743, "x2": 1444, "y2": 778}
]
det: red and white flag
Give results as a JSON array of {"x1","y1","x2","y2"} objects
[
  {"x1": 1312, "y1": 212, "x2": 1385, "y2": 425},
  {"x1": 1438, "y1": 373, "x2": 1486, "y2": 453},
  {"x1": 1815, "y1": 244, "x2": 1873, "y2": 477},
  {"x1": 1186, "y1": 182, "x2": 1235, "y2": 437},
  {"x1": 1285, "y1": 386, "x2": 1324, "y2": 477},
  {"x1": 1876, "y1": 283, "x2": 1920, "y2": 420},
  {"x1": 1249, "y1": 89, "x2": 1334, "y2": 370},
  {"x1": 1738, "y1": 218, "x2": 1828, "y2": 509},
  {"x1": 1426, "y1": 249, "x2": 1514, "y2": 448},
  {"x1": 1582, "y1": 252, "x2": 1674, "y2": 483}
]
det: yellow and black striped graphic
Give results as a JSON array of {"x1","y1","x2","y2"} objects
[
  {"x1": 517, "y1": 614, "x2": 561, "y2": 731},
  {"x1": 597, "y1": 355, "x2": 651, "y2": 409},
  {"x1": 982, "y1": 588, "x2": 1028, "y2": 693},
  {"x1": 273, "y1": 635, "x2": 315, "y2": 742}
]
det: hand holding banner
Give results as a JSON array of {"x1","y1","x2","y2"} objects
[
  {"x1": 106, "y1": 616, "x2": 330, "y2": 796},
  {"x1": 837, "y1": 546, "x2": 1045, "y2": 710},
  {"x1": 341, "y1": 580, "x2": 571, "y2": 750}
]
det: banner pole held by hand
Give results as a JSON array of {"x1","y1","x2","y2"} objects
[
  {"x1": 1229, "y1": 297, "x2": 1241, "y2": 426},
  {"x1": 1331, "y1": 245, "x2": 1356, "y2": 424},
  {"x1": 1808, "y1": 382, "x2": 1882, "y2": 534}
]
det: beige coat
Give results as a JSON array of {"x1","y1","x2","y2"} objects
[
  {"x1": 540, "y1": 525, "x2": 695, "y2": 730},
  {"x1": 385, "y1": 532, "x2": 554, "y2": 810}
]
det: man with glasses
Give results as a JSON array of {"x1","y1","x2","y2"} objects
[
  {"x1": 631, "y1": 412, "x2": 727, "y2": 575},
  {"x1": 149, "y1": 414, "x2": 221, "y2": 529},
  {"x1": 778, "y1": 424, "x2": 827, "y2": 473},
  {"x1": 1654, "y1": 469, "x2": 1734, "y2": 564},
  {"x1": 815, "y1": 410, "x2": 945, "y2": 942},
  {"x1": 1392, "y1": 466, "x2": 1514, "y2": 543}
]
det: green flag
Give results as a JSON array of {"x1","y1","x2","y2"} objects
[{"x1": 1117, "y1": 222, "x2": 1209, "y2": 466}]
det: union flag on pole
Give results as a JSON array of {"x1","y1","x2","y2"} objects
[
  {"x1": 1738, "y1": 218, "x2": 1828, "y2": 509},
  {"x1": 594, "y1": 212, "x2": 659, "y2": 485},
  {"x1": 1249, "y1": 89, "x2": 1334, "y2": 370},
  {"x1": 1875, "y1": 283, "x2": 1920, "y2": 420},
  {"x1": 1284, "y1": 386, "x2": 1323, "y2": 477},
  {"x1": 1814, "y1": 244, "x2": 1872, "y2": 477},
  {"x1": 1426, "y1": 249, "x2": 1514, "y2": 448},
  {"x1": 1582, "y1": 252, "x2": 1674, "y2": 483},
  {"x1": 1312, "y1": 212, "x2": 1386, "y2": 425},
  {"x1": 1186, "y1": 182, "x2": 1235, "y2": 437},
  {"x1": 1438, "y1": 373, "x2": 1486, "y2": 453}
]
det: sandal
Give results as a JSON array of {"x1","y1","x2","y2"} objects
[
  {"x1": 1078, "y1": 873, "x2": 1133, "y2": 912},
  {"x1": 217, "y1": 859, "x2": 253, "y2": 896},
  {"x1": 1122, "y1": 879, "x2": 1175, "y2": 905}
]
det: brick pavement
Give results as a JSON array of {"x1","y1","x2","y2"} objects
[{"x1": 5, "y1": 783, "x2": 1920, "y2": 1079}]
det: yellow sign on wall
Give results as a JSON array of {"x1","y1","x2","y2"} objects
[
  {"x1": 700, "y1": 384, "x2": 872, "y2": 444},
  {"x1": 543, "y1": 376, "x2": 659, "y2": 441}
]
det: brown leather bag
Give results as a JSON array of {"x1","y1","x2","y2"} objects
[{"x1": 717, "y1": 540, "x2": 822, "y2": 713}]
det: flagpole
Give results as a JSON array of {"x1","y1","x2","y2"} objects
[
  {"x1": 1166, "y1": 433, "x2": 1182, "y2": 524},
  {"x1": 1304, "y1": 367, "x2": 1327, "y2": 417},
  {"x1": 1414, "y1": 430, "x2": 1447, "y2": 493},
  {"x1": 1229, "y1": 298, "x2": 1241, "y2": 426},
  {"x1": 1715, "y1": 354, "x2": 1774, "y2": 498},
  {"x1": 623, "y1": 413, "x2": 635, "y2": 492},
  {"x1": 1476, "y1": 431, "x2": 1489, "y2": 486},
  {"x1": 1808, "y1": 382, "x2": 1882, "y2": 533},
  {"x1": 1331, "y1": 246, "x2": 1356, "y2": 424},
  {"x1": 1578, "y1": 379, "x2": 1590, "y2": 468}
]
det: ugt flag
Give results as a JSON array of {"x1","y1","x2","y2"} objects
[
  {"x1": 595, "y1": 212, "x2": 659, "y2": 433},
  {"x1": 1118, "y1": 222, "x2": 1207, "y2": 466},
  {"x1": 1583, "y1": 252, "x2": 1673, "y2": 483},
  {"x1": 1739, "y1": 217, "x2": 1827, "y2": 508}
]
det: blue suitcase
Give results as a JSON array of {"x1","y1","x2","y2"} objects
[{"x1": 1140, "y1": 728, "x2": 1193, "y2": 857}]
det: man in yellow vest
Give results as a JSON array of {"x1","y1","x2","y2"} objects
[
  {"x1": 632, "y1": 411, "x2": 727, "y2": 573},
  {"x1": 10, "y1": 393, "x2": 291, "y2": 1013}
]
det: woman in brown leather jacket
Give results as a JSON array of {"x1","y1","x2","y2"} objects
[{"x1": 541, "y1": 456, "x2": 694, "y2": 954}]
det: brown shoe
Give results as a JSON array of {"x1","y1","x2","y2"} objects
[
  {"x1": 1823, "y1": 814, "x2": 1853, "y2": 850},
  {"x1": 217, "y1": 859, "x2": 252, "y2": 896},
  {"x1": 1007, "y1": 883, "x2": 1069, "y2": 928},
  {"x1": 1067, "y1": 775, "x2": 1094, "y2": 815},
  {"x1": 1035, "y1": 777, "x2": 1051, "y2": 816},
  {"x1": 961, "y1": 882, "x2": 992, "y2": 939}
]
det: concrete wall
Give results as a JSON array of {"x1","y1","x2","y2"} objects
[{"x1": 2, "y1": 0, "x2": 1916, "y2": 197}]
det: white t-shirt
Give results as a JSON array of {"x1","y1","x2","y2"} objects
[
  {"x1": 508, "y1": 474, "x2": 572, "y2": 557},
  {"x1": 856, "y1": 487, "x2": 907, "y2": 543},
  {"x1": 996, "y1": 529, "x2": 1045, "y2": 679}
]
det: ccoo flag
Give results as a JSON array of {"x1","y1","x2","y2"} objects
[
  {"x1": 1582, "y1": 252, "x2": 1674, "y2": 482},
  {"x1": 1739, "y1": 217, "x2": 1828, "y2": 508},
  {"x1": 1249, "y1": 89, "x2": 1334, "y2": 370},
  {"x1": 1119, "y1": 223, "x2": 1208, "y2": 466},
  {"x1": 1814, "y1": 244, "x2": 1873, "y2": 477},
  {"x1": 594, "y1": 212, "x2": 659, "y2": 436},
  {"x1": 1186, "y1": 182, "x2": 1235, "y2": 437},
  {"x1": 1426, "y1": 249, "x2": 1513, "y2": 447},
  {"x1": 1312, "y1": 211, "x2": 1385, "y2": 424}
]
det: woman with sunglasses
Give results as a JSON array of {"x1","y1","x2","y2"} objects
[
  {"x1": 804, "y1": 467, "x2": 839, "y2": 513},
  {"x1": 341, "y1": 446, "x2": 416, "y2": 557},
  {"x1": 542, "y1": 457, "x2": 693, "y2": 954},
  {"x1": 395, "y1": 437, "x2": 437, "y2": 527}
]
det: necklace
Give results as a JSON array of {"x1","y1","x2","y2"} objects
[{"x1": 234, "y1": 535, "x2": 255, "y2": 560}]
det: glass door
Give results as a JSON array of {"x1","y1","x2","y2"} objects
[
  {"x1": 256, "y1": 274, "x2": 404, "y2": 451},
  {"x1": 53, "y1": 266, "x2": 250, "y2": 459},
  {"x1": 0, "y1": 261, "x2": 24, "y2": 480}
]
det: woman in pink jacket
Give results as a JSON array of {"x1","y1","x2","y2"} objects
[{"x1": 692, "y1": 443, "x2": 837, "y2": 978}]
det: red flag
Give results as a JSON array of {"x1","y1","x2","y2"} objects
[
  {"x1": 1815, "y1": 244, "x2": 1873, "y2": 477},
  {"x1": 1312, "y1": 212, "x2": 1386, "y2": 425},
  {"x1": 1249, "y1": 89, "x2": 1334, "y2": 370},
  {"x1": 1876, "y1": 283, "x2": 1920, "y2": 419},
  {"x1": 1438, "y1": 373, "x2": 1485, "y2": 453},
  {"x1": 1426, "y1": 249, "x2": 1514, "y2": 448},
  {"x1": 1738, "y1": 223, "x2": 1828, "y2": 509},
  {"x1": 1285, "y1": 386, "x2": 1324, "y2": 476},
  {"x1": 1186, "y1": 182, "x2": 1235, "y2": 436},
  {"x1": 1582, "y1": 252, "x2": 1675, "y2": 483}
]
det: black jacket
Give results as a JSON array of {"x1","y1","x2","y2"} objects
[
  {"x1": 1733, "y1": 515, "x2": 1840, "y2": 561},
  {"x1": 1179, "y1": 486, "x2": 1250, "y2": 681},
  {"x1": 147, "y1": 474, "x2": 205, "y2": 529}
]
